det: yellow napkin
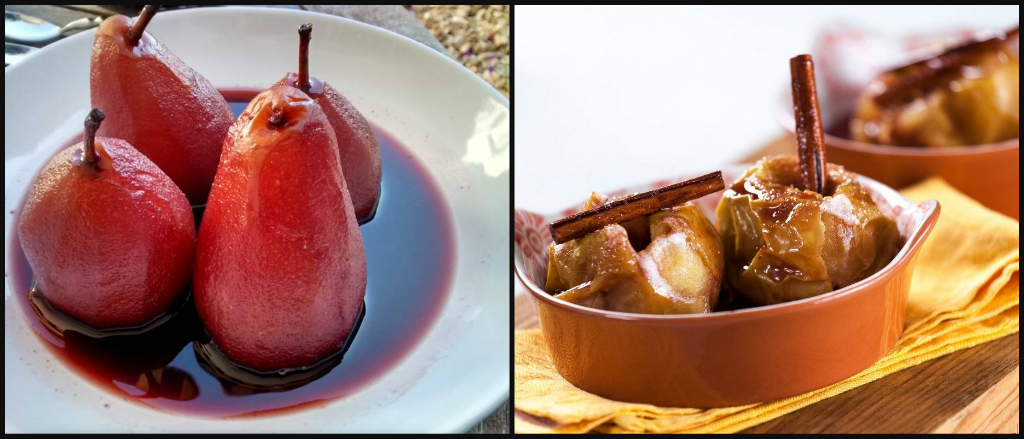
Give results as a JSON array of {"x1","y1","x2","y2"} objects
[{"x1": 514, "y1": 178, "x2": 1019, "y2": 434}]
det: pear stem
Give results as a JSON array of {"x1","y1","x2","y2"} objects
[
  {"x1": 127, "y1": 5, "x2": 160, "y2": 46},
  {"x1": 268, "y1": 107, "x2": 286, "y2": 127},
  {"x1": 83, "y1": 108, "x2": 106, "y2": 171},
  {"x1": 298, "y1": 23, "x2": 312, "y2": 93}
]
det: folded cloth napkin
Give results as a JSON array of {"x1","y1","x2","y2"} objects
[{"x1": 514, "y1": 178, "x2": 1019, "y2": 434}]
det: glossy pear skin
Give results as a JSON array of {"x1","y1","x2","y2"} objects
[
  {"x1": 195, "y1": 86, "x2": 367, "y2": 372},
  {"x1": 277, "y1": 74, "x2": 382, "y2": 221},
  {"x1": 90, "y1": 15, "x2": 233, "y2": 205},
  {"x1": 18, "y1": 139, "x2": 195, "y2": 329}
]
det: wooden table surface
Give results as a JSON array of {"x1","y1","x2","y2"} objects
[
  {"x1": 6, "y1": 5, "x2": 507, "y2": 433},
  {"x1": 514, "y1": 134, "x2": 1019, "y2": 434}
]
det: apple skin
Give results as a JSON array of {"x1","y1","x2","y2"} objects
[
  {"x1": 18, "y1": 137, "x2": 196, "y2": 329},
  {"x1": 195, "y1": 85, "x2": 367, "y2": 372}
]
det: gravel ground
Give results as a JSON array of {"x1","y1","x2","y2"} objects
[{"x1": 411, "y1": 5, "x2": 510, "y2": 98}]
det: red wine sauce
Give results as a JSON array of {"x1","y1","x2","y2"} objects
[{"x1": 8, "y1": 88, "x2": 456, "y2": 417}]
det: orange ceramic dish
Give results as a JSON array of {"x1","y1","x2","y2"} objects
[
  {"x1": 513, "y1": 167, "x2": 940, "y2": 408},
  {"x1": 775, "y1": 95, "x2": 1018, "y2": 221},
  {"x1": 819, "y1": 137, "x2": 1015, "y2": 220}
]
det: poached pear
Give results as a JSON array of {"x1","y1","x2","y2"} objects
[
  {"x1": 18, "y1": 109, "x2": 196, "y2": 329},
  {"x1": 275, "y1": 24, "x2": 382, "y2": 222},
  {"x1": 195, "y1": 86, "x2": 367, "y2": 372},
  {"x1": 90, "y1": 5, "x2": 233, "y2": 205}
]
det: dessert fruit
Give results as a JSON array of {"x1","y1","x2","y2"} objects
[
  {"x1": 275, "y1": 24, "x2": 382, "y2": 222},
  {"x1": 195, "y1": 86, "x2": 367, "y2": 372},
  {"x1": 18, "y1": 108, "x2": 195, "y2": 329},
  {"x1": 90, "y1": 5, "x2": 234, "y2": 204}
]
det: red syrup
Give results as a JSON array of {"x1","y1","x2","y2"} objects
[{"x1": 9, "y1": 88, "x2": 457, "y2": 417}]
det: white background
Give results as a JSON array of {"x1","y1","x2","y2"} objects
[{"x1": 514, "y1": 5, "x2": 1019, "y2": 213}]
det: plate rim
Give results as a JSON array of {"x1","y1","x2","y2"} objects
[{"x1": 5, "y1": 6, "x2": 508, "y2": 433}]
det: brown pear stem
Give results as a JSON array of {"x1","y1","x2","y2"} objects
[
  {"x1": 298, "y1": 23, "x2": 313, "y2": 93},
  {"x1": 790, "y1": 54, "x2": 827, "y2": 195},
  {"x1": 83, "y1": 108, "x2": 106, "y2": 171},
  {"x1": 127, "y1": 5, "x2": 160, "y2": 46},
  {"x1": 268, "y1": 107, "x2": 286, "y2": 127}
]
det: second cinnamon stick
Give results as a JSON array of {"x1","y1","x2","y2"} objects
[{"x1": 549, "y1": 171, "x2": 725, "y2": 245}]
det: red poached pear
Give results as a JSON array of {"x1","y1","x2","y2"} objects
[
  {"x1": 18, "y1": 109, "x2": 196, "y2": 329},
  {"x1": 275, "y1": 23, "x2": 383, "y2": 222},
  {"x1": 195, "y1": 86, "x2": 368, "y2": 372},
  {"x1": 90, "y1": 5, "x2": 233, "y2": 205}
]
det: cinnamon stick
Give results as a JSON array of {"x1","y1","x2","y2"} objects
[
  {"x1": 790, "y1": 54, "x2": 827, "y2": 194},
  {"x1": 548, "y1": 171, "x2": 725, "y2": 245}
]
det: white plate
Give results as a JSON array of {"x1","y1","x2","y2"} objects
[{"x1": 4, "y1": 7, "x2": 509, "y2": 433}]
